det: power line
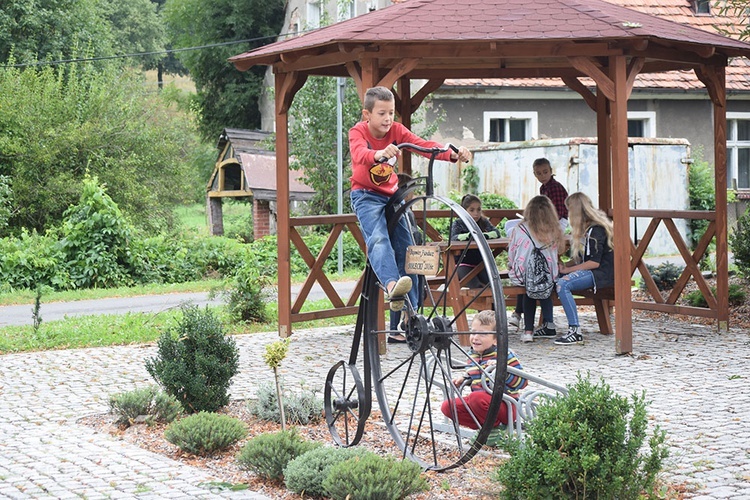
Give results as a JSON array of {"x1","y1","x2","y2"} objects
[{"x1": 2, "y1": 28, "x2": 314, "y2": 69}]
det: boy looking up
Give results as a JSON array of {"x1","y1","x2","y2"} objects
[{"x1": 349, "y1": 86, "x2": 471, "y2": 312}]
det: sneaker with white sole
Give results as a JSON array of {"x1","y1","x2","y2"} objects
[
  {"x1": 533, "y1": 323, "x2": 557, "y2": 339},
  {"x1": 509, "y1": 311, "x2": 521, "y2": 328},
  {"x1": 520, "y1": 331, "x2": 534, "y2": 343},
  {"x1": 554, "y1": 327, "x2": 584, "y2": 345}
]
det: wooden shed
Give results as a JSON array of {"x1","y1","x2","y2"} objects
[{"x1": 206, "y1": 128, "x2": 314, "y2": 239}]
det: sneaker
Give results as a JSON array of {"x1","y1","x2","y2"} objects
[
  {"x1": 554, "y1": 327, "x2": 584, "y2": 345},
  {"x1": 520, "y1": 331, "x2": 534, "y2": 343},
  {"x1": 509, "y1": 311, "x2": 521, "y2": 327},
  {"x1": 388, "y1": 276, "x2": 412, "y2": 311},
  {"x1": 533, "y1": 323, "x2": 557, "y2": 339}
]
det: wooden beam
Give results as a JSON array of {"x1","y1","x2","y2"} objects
[
  {"x1": 275, "y1": 71, "x2": 307, "y2": 115},
  {"x1": 378, "y1": 58, "x2": 420, "y2": 90},
  {"x1": 695, "y1": 65, "x2": 726, "y2": 108},
  {"x1": 411, "y1": 79, "x2": 445, "y2": 111},
  {"x1": 345, "y1": 62, "x2": 364, "y2": 99},
  {"x1": 561, "y1": 76, "x2": 597, "y2": 111},
  {"x1": 275, "y1": 74, "x2": 292, "y2": 338},
  {"x1": 625, "y1": 57, "x2": 645, "y2": 99},
  {"x1": 568, "y1": 56, "x2": 616, "y2": 101},
  {"x1": 608, "y1": 55, "x2": 632, "y2": 354}
]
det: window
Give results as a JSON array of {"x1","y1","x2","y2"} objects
[
  {"x1": 627, "y1": 111, "x2": 656, "y2": 138},
  {"x1": 693, "y1": 0, "x2": 710, "y2": 14},
  {"x1": 727, "y1": 113, "x2": 750, "y2": 190},
  {"x1": 306, "y1": 0, "x2": 321, "y2": 28},
  {"x1": 483, "y1": 112, "x2": 538, "y2": 143}
]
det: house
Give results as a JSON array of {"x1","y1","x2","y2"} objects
[{"x1": 206, "y1": 128, "x2": 314, "y2": 239}]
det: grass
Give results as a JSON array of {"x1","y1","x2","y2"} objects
[{"x1": 0, "y1": 298, "x2": 358, "y2": 354}]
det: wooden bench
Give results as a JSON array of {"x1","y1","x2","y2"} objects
[{"x1": 456, "y1": 284, "x2": 616, "y2": 335}]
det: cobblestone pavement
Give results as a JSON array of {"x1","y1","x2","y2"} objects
[{"x1": 1, "y1": 311, "x2": 749, "y2": 498}]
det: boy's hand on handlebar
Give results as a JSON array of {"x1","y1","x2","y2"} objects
[
  {"x1": 376, "y1": 144, "x2": 401, "y2": 163},
  {"x1": 450, "y1": 146, "x2": 472, "y2": 163}
]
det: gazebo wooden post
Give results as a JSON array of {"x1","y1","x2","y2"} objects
[
  {"x1": 596, "y1": 90, "x2": 612, "y2": 210},
  {"x1": 397, "y1": 77, "x2": 412, "y2": 175},
  {"x1": 609, "y1": 55, "x2": 633, "y2": 354},
  {"x1": 275, "y1": 73, "x2": 293, "y2": 338}
]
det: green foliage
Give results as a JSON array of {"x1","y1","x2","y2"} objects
[
  {"x1": 641, "y1": 262, "x2": 684, "y2": 291},
  {"x1": 162, "y1": 0, "x2": 285, "y2": 139},
  {"x1": 164, "y1": 411, "x2": 247, "y2": 455},
  {"x1": 479, "y1": 193, "x2": 518, "y2": 210},
  {"x1": 288, "y1": 76, "x2": 362, "y2": 214},
  {"x1": 108, "y1": 386, "x2": 182, "y2": 426},
  {"x1": 685, "y1": 283, "x2": 746, "y2": 308},
  {"x1": 687, "y1": 149, "x2": 715, "y2": 249},
  {"x1": 730, "y1": 207, "x2": 750, "y2": 281},
  {"x1": 57, "y1": 177, "x2": 135, "y2": 289},
  {"x1": 263, "y1": 339, "x2": 290, "y2": 369},
  {"x1": 145, "y1": 305, "x2": 239, "y2": 413},
  {"x1": 284, "y1": 446, "x2": 371, "y2": 497},
  {"x1": 236, "y1": 429, "x2": 322, "y2": 481},
  {"x1": 220, "y1": 261, "x2": 271, "y2": 323},
  {"x1": 461, "y1": 164, "x2": 480, "y2": 194},
  {"x1": 494, "y1": 374, "x2": 668, "y2": 500},
  {"x1": 322, "y1": 453, "x2": 429, "y2": 500},
  {"x1": 0, "y1": 62, "x2": 203, "y2": 235},
  {"x1": 0, "y1": 175, "x2": 12, "y2": 237},
  {"x1": 249, "y1": 381, "x2": 323, "y2": 425}
]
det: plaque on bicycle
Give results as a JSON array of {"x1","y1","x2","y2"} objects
[{"x1": 405, "y1": 245, "x2": 440, "y2": 275}]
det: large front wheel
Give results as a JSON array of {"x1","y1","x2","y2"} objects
[{"x1": 367, "y1": 195, "x2": 509, "y2": 470}]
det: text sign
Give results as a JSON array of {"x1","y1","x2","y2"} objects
[{"x1": 405, "y1": 246, "x2": 440, "y2": 276}]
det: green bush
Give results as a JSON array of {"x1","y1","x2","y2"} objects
[
  {"x1": 145, "y1": 305, "x2": 239, "y2": 413},
  {"x1": 0, "y1": 229, "x2": 70, "y2": 292},
  {"x1": 641, "y1": 262, "x2": 684, "y2": 291},
  {"x1": 685, "y1": 283, "x2": 746, "y2": 308},
  {"x1": 284, "y1": 446, "x2": 372, "y2": 497},
  {"x1": 108, "y1": 386, "x2": 182, "y2": 426},
  {"x1": 322, "y1": 453, "x2": 429, "y2": 500},
  {"x1": 730, "y1": 207, "x2": 750, "y2": 281},
  {"x1": 164, "y1": 411, "x2": 247, "y2": 455},
  {"x1": 249, "y1": 381, "x2": 323, "y2": 425},
  {"x1": 494, "y1": 374, "x2": 668, "y2": 500},
  {"x1": 220, "y1": 261, "x2": 271, "y2": 324},
  {"x1": 236, "y1": 429, "x2": 321, "y2": 481},
  {"x1": 687, "y1": 148, "x2": 715, "y2": 249}
]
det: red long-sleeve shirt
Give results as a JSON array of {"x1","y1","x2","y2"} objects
[{"x1": 348, "y1": 121, "x2": 454, "y2": 197}]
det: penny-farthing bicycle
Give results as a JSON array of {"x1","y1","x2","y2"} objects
[{"x1": 323, "y1": 143, "x2": 509, "y2": 471}]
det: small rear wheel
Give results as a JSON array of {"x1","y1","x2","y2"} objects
[{"x1": 324, "y1": 360, "x2": 369, "y2": 447}]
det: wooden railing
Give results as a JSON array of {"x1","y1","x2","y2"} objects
[{"x1": 285, "y1": 208, "x2": 726, "y2": 332}]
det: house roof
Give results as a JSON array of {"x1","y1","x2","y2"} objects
[
  {"x1": 440, "y1": 0, "x2": 750, "y2": 91},
  {"x1": 239, "y1": 153, "x2": 315, "y2": 201},
  {"x1": 230, "y1": 0, "x2": 750, "y2": 78}
]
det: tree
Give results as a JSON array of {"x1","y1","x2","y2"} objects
[
  {"x1": 288, "y1": 77, "x2": 362, "y2": 215},
  {"x1": 102, "y1": 0, "x2": 166, "y2": 70},
  {"x1": 162, "y1": 0, "x2": 285, "y2": 140}
]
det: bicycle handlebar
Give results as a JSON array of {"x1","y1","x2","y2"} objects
[{"x1": 377, "y1": 143, "x2": 458, "y2": 163}]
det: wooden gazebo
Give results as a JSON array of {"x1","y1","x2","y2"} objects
[{"x1": 230, "y1": 0, "x2": 750, "y2": 353}]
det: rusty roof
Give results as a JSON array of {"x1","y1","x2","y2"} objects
[{"x1": 230, "y1": 0, "x2": 750, "y2": 75}]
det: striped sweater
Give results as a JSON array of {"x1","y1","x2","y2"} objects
[{"x1": 463, "y1": 346, "x2": 528, "y2": 398}]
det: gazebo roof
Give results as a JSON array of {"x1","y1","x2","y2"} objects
[{"x1": 230, "y1": 0, "x2": 750, "y2": 77}]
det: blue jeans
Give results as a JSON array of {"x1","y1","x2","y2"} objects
[
  {"x1": 556, "y1": 270, "x2": 595, "y2": 327},
  {"x1": 351, "y1": 189, "x2": 418, "y2": 309}
]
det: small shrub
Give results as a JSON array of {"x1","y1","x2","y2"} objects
[
  {"x1": 642, "y1": 262, "x2": 684, "y2": 291},
  {"x1": 494, "y1": 374, "x2": 668, "y2": 500},
  {"x1": 109, "y1": 386, "x2": 182, "y2": 426},
  {"x1": 730, "y1": 207, "x2": 750, "y2": 281},
  {"x1": 249, "y1": 381, "x2": 323, "y2": 425},
  {"x1": 145, "y1": 305, "x2": 240, "y2": 413},
  {"x1": 322, "y1": 453, "x2": 429, "y2": 500},
  {"x1": 236, "y1": 429, "x2": 321, "y2": 481},
  {"x1": 685, "y1": 283, "x2": 746, "y2": 308},
  {"x1": 222, "y1": 262, "x2": 271, "y2": 323},
  {"x1": 165, "y1": 411, "x2": 247, "y2": 455},
  {"x1": 284, "y1": 446, "x2": 372, "y2": 497}
]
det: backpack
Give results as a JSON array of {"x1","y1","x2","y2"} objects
[{"x1": 519, "y1": 226, "x2": 554, "y2": 300}]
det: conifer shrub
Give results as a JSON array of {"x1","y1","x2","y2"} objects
[
  {"x1": 641, "y1": 262, "x2": 684, "y2": 291},
  {"x1": 164, "y1": 411, "x2": 247, "y2": 456},
  {"x1": 249, "y1": 381, "x2": 323, "y2": 425},
  {"x1": 322, "y1": 453, "x2": 429, "y2": 500},
  {"x1": 145, "y1": 305, "x2": 239, "y2": 413},
  {"x1": 685, "y1": 283, "x2": 746, "y2": 308},
  {"x1": 108, "y1": 386, "x2": 182, "y2": 426},
  {"x1": 494, "y1": 374, "x2": 668, "y2": 499},
  {"x1": 284, "y1": 446, "x2": 372, "y2": 497},
  {"x1": 236, "y1": 429, "x2": 321, "y2": 481}
]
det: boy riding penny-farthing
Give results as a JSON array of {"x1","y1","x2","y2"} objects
[{"x1": 323, "y1": 86, "x2": 510, "y2": 471}]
